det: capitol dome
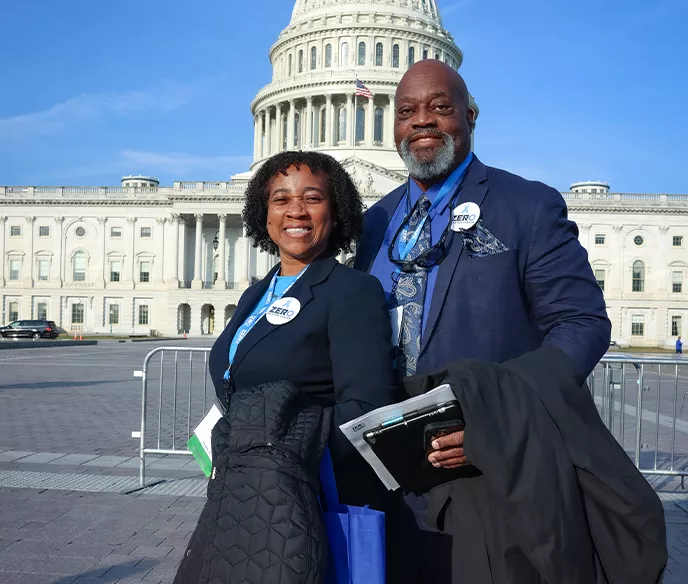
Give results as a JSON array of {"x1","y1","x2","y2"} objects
[{"x1": 249, "y1": 0, "x2": 478, "y2": 187}]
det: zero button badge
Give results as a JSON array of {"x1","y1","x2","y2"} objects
[
  {"x1": 266, "y1": 297, "x2": 301, "y2": 325},
  {"x1": 452, "y1": 202, "x2": 481, "y2": 231}
]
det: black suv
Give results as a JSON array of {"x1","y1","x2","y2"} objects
[{"x1": 0, "y1": 320, "x2": 60, "y2": 340}]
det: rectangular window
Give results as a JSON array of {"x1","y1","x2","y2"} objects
[
  {"x1": 631, "y1": 315, "x2": 645, "y2": 337},
  {"x1": 110, "y1": 260, "x2": 121, "y2": 283},
  {"x1": 139, "y1": 261, "x2": 151, "y2": 283},
  {"x1": 140, "y1": 226, "x2": 152, "y2": 238},
  {"x1": 110, "y1": 226, "x2": 122, "y2": 238},
  {"x1": 594, "y1": 269, "x2": 606, "y2": 291},
  {"x1": 594, "y1": 234, "x2": 606, "y2": 245},
  {"x1": 674, "y1": 236, "x2": 684, "y2": 247},
  {"x1": 672, "y1": 315, "x2": 682, "y2": 337},
  {"x1": 10, "y1": 225, "x2": 21, "y2": 237},
  {"x1": 138, "y1": 305, "x2": 149, "y2": 326},
  {"x1": 39, "y1": 226, "x2": 50, "y2": 237},
  {"x1": 73, "y1": 254, "x2": 86, "y2": 281},
  {"x1": 109, "y1": 304, "x2": 120, "y2": 325},
  {"x1": 37, "y1": 302, "x2": 47, "y2": 321},
  {"x1": 38, "y1": 259, "x2": 49, "y2": 281},
  {"x1": 8, "y1": 301, "x2": 19, "y2": 322},
  {"x1": 672, "y1": 271, "x2": 683, "y2": 293},
  {"x1": 71, "y1": 303, "x2": 84, "y2": 324},
  {"x1": 9, "y1": 259, "x2": 21, "y2": 281}
]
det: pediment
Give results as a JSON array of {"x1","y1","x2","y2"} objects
[{"x1": 340, "y1": 158, "x2": 407, "y2": 203}]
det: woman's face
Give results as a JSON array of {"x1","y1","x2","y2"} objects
[{"x1": 266, "y1": 165, "x2": 334, "y2": 266}]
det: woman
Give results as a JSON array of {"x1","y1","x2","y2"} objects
[{"x1": 174, "y1": 151, "x2": 396, "y2": 584}]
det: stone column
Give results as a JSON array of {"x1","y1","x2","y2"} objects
[
  {"x1": 98, "y1": 217, "x2": 108, "y2": 286},
  {"x1": 127, "y1": 217, "x2": 137, "y2": 285},
  {"x1": 155, "y1": 217, "x2": 166, "y2": 284},
  {"x1": 346, "y1": 93, "x2": 354, "y2": 146},
  {"x1": 240, "y1": 225, "x2": 251, "y2": 284},
  {"x1": 387, "y1": 94, "x2": 396, "y2": 147},
  {"x1": 216, "y1": 214, "x2": 227, "y2": 289},
  {"x1": 24, "y1": 216, "x2": 35, "y2": 286},
  {"x1": 168, "y1": 214, "x2": 180, "y2": 287},
  {"x1": 56, "y1": 217, "x2": 64, "y2": 285},
  {"x1": 287, "y1": 99, "x2": 296, "y2": 150},
  {"x1": 305, "y1": 97, "x2": 313, "y2": 148},
  {"x1": 275, "y1": 103, "x2": 282, "y2": 152},
  {"x1": 0, "y1": 216, "x2": 6, "y2": 286},
  {"x1": 191, "y1": 213, "x2": 203, "y2": 289},
  {"x1": 325, "y1": 94, "x2": 333, "y2": 147},
  {"x1": 253, "y1": 113, "x2": 260, "y2": 160},
  {"x1": 264, "y1": 107, "x2": 272, "y2": 158},
  {"x1": 367, "y1": 96, "x2": 375, "y2": 146}
]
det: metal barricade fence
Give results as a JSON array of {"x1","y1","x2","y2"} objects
[
  {"x1": 589, "y1": 355, "x2": 688, "y2": 485},
  {"x1": 134, "y1": 348, "x2": 688, "y2": 488},
  {"x1": 134, "y1": 346, "x2": 213, "y2": 487}
]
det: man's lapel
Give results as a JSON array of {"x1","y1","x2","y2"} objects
[
  {"x1": 229, "y1": 255, "x2": 338, "y2": 376},
  {"x1": 355, "y1": 183, "x2": 406, "y2": 273},
  {"x1": 420, "y1": 157, "x2": 489, "y2": 355}
]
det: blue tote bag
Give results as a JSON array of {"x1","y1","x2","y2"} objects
[{"x1": 319, "y1": 447, "x2": 386, "y2": 584}]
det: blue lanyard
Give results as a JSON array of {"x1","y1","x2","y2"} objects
[
  {"x1": 396, "y1": 152, "x2": 474, "y2": 260},
  {"x1": 224, "y1": 266, "x2": 308, "y2": 379}
]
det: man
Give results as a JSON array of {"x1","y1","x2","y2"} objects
[
  {"x1": 678, "y1": 336, "x2": 683, "y2": 354},
  {"x1": 354, "y1": 60, "x2": 612, "y2": 581}
]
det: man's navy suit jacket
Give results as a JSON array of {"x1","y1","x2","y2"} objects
[{"x1": 354, "y1": 156, "x2": 611, "y2": 381}]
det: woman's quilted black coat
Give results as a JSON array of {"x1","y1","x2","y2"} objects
[{"x1": 174, "y1": 381, "x2": 332, "y2": 584}]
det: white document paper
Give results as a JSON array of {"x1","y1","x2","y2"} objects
[{"x1": 339, "y1": 384, "x2": 457, "y2": 490}]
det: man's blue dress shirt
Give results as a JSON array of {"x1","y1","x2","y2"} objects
[{"x1": 370, "y1": 153, "x2": 472, "y2": 335}]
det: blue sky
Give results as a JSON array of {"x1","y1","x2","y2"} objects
[{"x1": 0, "y1": 0, "x2": 686, "y2": 193}]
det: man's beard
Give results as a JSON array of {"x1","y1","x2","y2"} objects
[{"x1": 400, "y1": 131, "x2": 457, "y2": 181}]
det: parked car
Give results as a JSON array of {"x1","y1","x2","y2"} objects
[{"x1": 0, "y1": 320, "x2": 60, "y2": 340}]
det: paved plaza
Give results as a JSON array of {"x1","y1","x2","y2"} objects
[{"x1": 1, "y1": 341, "x2": 688, "y2": 582}]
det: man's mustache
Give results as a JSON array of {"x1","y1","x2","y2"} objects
[{"x1": 403, "y1": 129, "x2": 449, "y2": 145}]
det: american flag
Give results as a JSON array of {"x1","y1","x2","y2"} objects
[{"x1": 355, "y1": 79, "x2": 373, "y2": 99}]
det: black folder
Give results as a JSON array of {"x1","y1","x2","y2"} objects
[{"x1": 362, "y1": 400, "x2": 481, "y2": 494}]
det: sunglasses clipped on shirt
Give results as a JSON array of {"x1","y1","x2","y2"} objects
[{"x1": 387, "y1": 182, "x2": 466, "y2": 273}]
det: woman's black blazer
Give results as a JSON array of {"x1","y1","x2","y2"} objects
[{"x1": 209, "y1": 254, "x2": 397, "y2": 461}]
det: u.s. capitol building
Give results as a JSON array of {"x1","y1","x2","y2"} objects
[{"x1": 1, "y1": 0, "x2": 686, "y2": 347}]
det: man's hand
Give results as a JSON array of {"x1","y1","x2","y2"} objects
[{"x1": 427, "y1": 431, "x2": 469, "y2": 469}]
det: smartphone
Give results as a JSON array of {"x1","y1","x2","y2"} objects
[{"x1": 424, "y1": 419, "x2": 465, "y2": 459}]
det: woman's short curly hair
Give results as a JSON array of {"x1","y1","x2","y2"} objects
[{"x1": 242, "y1": 151, "x2": 364, "y2": 256}]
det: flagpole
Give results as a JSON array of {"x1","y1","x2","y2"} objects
[{"x1": 353, "y1": 80, "x2": 357, "y2": 160}]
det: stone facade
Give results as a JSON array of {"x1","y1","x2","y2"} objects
[{"x1": 1, "y1": 0, "x2": 687, "y2": 345}]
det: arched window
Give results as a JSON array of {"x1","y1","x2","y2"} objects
[
  {"x1": 73, "y1": 251, "x2": 86, "y2": 282},
  {"x1": 288, "y1": 54, "x2": 293, "y2": 76},
  {"x1": 320, "y1": 107, "x2": 327, "y2": 144},
  {"x1": 310, "y1": 46, "x2": 317, "y2": 70},
  {"x1": 423, "y1": 48, "x2": 428, "y2": 60},
  {"x1": 392, "y1": 44, "x2": 400, "y2": 68},
  {"x1": 355, "y1": 106, "x2": 366, "y2": 143},
  {"x1": 374, "y1": 106, "x2": 384, "y2": 143},
  {"x1": 435, "y1": 52, "x2": 440, "y2": 60},
  {"x1": 338, "y1": 107, "x2": 347, "y2": 142},
  {"x1": 358, "y1": 42, "x2": 366, "y2": 66},
  {"x1": 632, "y1": 260, "x2": 645, "y2": 292},
  {"x1": 408, "y1": 46, "x2": 415, "y2": 66},
  {"x1": 340, "y1": 41, "x2": 349, "y2": 66},
  {"x1": 375, "y1": 42, "x2": 383, "y2": 66},
  {"x1": 294, "y1": 112, "x2": 301, "y2": 148},
  {"x1": 282, "y1": 115, "x2": 288, "y2": 150},
  {"x1": 298, "y1": 49, "x2": 304, "y2": 73},
  {"x1": 325, "y1": 43, "x2": 332, "y2": 68}
]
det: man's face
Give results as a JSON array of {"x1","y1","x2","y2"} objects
[{"x1": 394, "y1": 65, "x2": 474, "y2": 182}]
